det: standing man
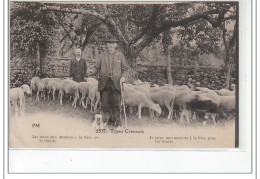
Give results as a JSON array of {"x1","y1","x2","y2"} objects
[
  {"x1": 96, "y1": 37, "x2": 128, "y2": 127},
  {"x1": 70, "y1": 47, "x2": 87, "y2": 82}
]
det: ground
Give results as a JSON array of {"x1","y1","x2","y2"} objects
[
  {"x1": 9, "y1": 94, "x2": 236, "y2": 148},
  {"x1": 11, "y1": 94, "x2": 234, "y2": 127}
]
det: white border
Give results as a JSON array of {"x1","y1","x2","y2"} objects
[{"x1": 3, "y1": 0, "x2": 256, "y2": 177}]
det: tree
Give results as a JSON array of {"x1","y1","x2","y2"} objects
[
  {"x1": 42, "y1": 2, "x2": 237, "y2": 69},
  {"x1": 173, "y1": 2, "x2": 238, "y2": 87},
  {"x1": 10, "y1": 2, "x2": 56, "y2": 75}
]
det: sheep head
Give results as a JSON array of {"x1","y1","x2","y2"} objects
[
  {"x1": 21, "y1": 84, "x2": 31, "y2": 95},
  {"x1": 152, "y1": 104, "x2": 162, "y2": 115}
]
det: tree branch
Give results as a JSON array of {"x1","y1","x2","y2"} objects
[
  {"x1": 82, "y1": 22, "x2": 102, "y2": 47},
  {"x1": 43, "y1": 5, "x2": 129, "y2": 49},
  {"x1": 42, "y1": 5, "x2": 107, "y2": 21},
  {"x1": 130, "y1": 4, "x2": 160, "y2": 45}
]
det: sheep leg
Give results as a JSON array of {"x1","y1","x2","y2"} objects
[
  {"x1": 47, "y1": 88, "x2": 50, "y2": 100},
  {"x1": 149, "y1": 109, "x2": 154, "y2": 118},
  {"x1": 90, "y1": 99, "x2": 94, "y2": 112},
  {"x1": 72, "y1": 95, "x2": 78, "y2": 108},
  {"x1": 81, "y1": 94, "x2": 86, "y2": 108},
  {"x1": 138, "y1": 104, "x2": 142, "y2": 119},
  {"x1": 192, "y1": 112, "x2": 197, "y2": 121},
  {"x1": 36, "y1": 91, "x2": 40, "y2": 101},
  {"x1": 60, "y1": 93, "x2": 63, "y2": 105},
  {"x1": 165, "y1": 103, "x2": 172, "y2": 120},
  {"x1": 211, "y1": 114, "x2": 217, "y2": 125},
  {"x1": 42, "y1": 89, "x2": 46, "y2": 100},
  {"x1": 186, "y1": 111, "x2": 191, "y2": 124},
  {"x1": 85, "y1": 97, "x2": 89, "y2": 109},
  {"x1": 52, "y1": 90, "x2": 55, "y2": 101},
  {"x1": 94, "y1": 100, "x2": 99, "y2": 111}
]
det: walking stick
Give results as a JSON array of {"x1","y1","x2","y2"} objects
[{"x1": 120, "y1": 81, "x2": 127, "y2": 129}]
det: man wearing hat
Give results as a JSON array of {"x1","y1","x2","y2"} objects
[
  {"x1": 95, "y1": 37, "x2": 128, "y2": 127},
  {"x1": 70, "y1": 47, "x2": 87, "y2": 82}
]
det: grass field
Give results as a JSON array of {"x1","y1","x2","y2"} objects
[{"x1": 9, "y1": 94, "x2": 236, "y2": 148}]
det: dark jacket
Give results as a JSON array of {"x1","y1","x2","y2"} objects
[
  {"x1": 70, "y1": 58, "x2": 87, "y2": 82},
  {"x1": 96, "y1": 50, "x2": 128, "y2": 91}
]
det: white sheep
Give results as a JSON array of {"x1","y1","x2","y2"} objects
[
  {"x1": 126, "y1": 84, "x2": 154, "y2": 117},
  {"x1": 30, "y1": 76, "x2": 41, "y2": 94},
  {"x1": 42, "y1": 78, "x2": 62, "y2": 86},
  {"x1": 59, "y1": 79, "x2": 79, "y2": 108},
  {"x1": 230, "y1": 84, "x2": 236, "y2": 91},
  {"x1": 218, "y1": 96, "x2": 236, "y2": 120},
  {"x1": 149, "y1": 86, "x2": 161, "y2": 93},
  {"x1": 131, "y1": 84, "x2": 151, "y2": 100},
  {"x1": 85, "y1": 77, "x2": 98, "y2": 85},
  {"x1": 36, "y1": 80, "x2": 46, "y2": 101},
  {"x1": 216, "y1": 88, "x2": 235, "y2": 96},
  {"x1": 123, "y1": 86, "x2": 162, "y2": 119},
  {"x1": 10, "y1": 84, "x2": 31, "y2": 117},
  {"x1": 78, "y1": 82, "x2": 92, "y2": 108},
  {"x1": 150, "y1": 90, "x2": 176, "y2": 120},
  {"x1": 88, "y1": 84, "x2": 101, "y2": 112},
  {"x1": 133, "y1": 79, "x2": 143, "y2": 85},
  {"x1": 46, "y1": 80, "x2": 62, "y2": 101}
]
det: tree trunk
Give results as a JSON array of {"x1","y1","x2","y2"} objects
[
  {"x1": 36, "y1": 42, "x2": 42, "y2": 76},
  {"x1": 167, "y1": 48, "x2": 173, "y2": 85},
  {"x1": 225, "y1": 63, "x2": 231, "y2": 89},
  {"x1": 94, "y1": 46, "x2": 99, "y2": 61}
]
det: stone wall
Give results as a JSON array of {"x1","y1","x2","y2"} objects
[
  {"x1": 10, "y1": 56, "x2": 237, "y2": 90},
  {"x1": 10, "y1": 58, "x2": 36, "y2": 88},
  {"x1": 41, "y1": 56, "x2": 96, "y2": 78},
  {"x1": 137, "y1": 65, "x2": 237, "y2": 90}
]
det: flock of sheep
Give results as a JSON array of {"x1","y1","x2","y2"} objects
[{"x1": 10, "y1": 76, "x2": 236, "y2": 125}]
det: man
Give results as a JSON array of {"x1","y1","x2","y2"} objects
[
  {"x1": 70, "y1": 48, "x2": 87, "y2": 82},
  {"x1": 95, "y1": 37, "x2": 128, "y2": 127}
]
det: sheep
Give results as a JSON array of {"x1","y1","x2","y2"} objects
[
  {"x1": 131, "y1": 85, "x2": 151, "y2": 100},
  {"x1": 42, "y1": 78, "x2": 62, "y2": 99},
  {"x1": 59, "y1": 79, "x2": 79, "y2": 108},
  {"x1": 78, "y1": 82, "x2": 92, "y2": 108},
  {"x1": 230, "y1": 84, "x2": 236, "y2": 91},
  {"x1": 174, "y1": 91, "x2": 201, "y2": 124},
  {"x1": 42, "y1": 78, "x2": 62, "y2": 86},
  {"x1": 160, "y1": 85, "x2": 175, "y2": 91},
  {"x1": 88, "y1": 83, "x2": 101, "y2": 112},
  {"x1": 123, "y1": 86, "x2": 162, "y2": 119},
  {"x1": 218, "y1": 96, "x2": 236, "y2": 120},
  {"x1": 187, "y1": 91, "x2": 221, "y2": 125},
  {"x1": 150, "y1": 90, "x2": 176, "y2": 120},
  {"x1": 10, "y1": 84, "x2": 31, "y2": 117},
  {"x1": 85, "y1": 77, "x2": 98, "y2": 85},
  {"x1": 30, "y1": 76, "x2": 41, "y2": 94},
  {"x1": 36, "y1": 80, "x2": 46, "y2": 101},
  {"x1": 133, "y1": 79, "x2": 143, "y2": 85},
  {"x1": 130, "y1": 84, "x2": 156, "y2": 117},
  {"x1": 46, "y1": 80, "x2": 62, "y2": 101},
  {"x1": 149, "y1": 87, "x2": 161, "y2": 93},
  {"x1": 216, "y1": 88, "x2": 235, "y2": 96}
]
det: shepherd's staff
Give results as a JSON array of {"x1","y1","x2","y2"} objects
[{"x1": 120, "y1": 81, "x2": 127, "y2": 129}]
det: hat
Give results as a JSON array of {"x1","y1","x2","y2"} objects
[{"x1": 105, "y1": 37, "x2": 119, "y2": 43}]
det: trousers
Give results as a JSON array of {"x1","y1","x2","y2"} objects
[{"x1": 100, "y1": 79, "x2": 121, "y2": 126}]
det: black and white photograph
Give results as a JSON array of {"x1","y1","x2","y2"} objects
[{"x1": 9, "y1": 1, "x2": 239, "y2": 148}]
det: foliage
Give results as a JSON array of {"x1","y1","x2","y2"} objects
[
  {"x1": 10, "y1": 2, "x2": 56, "y2": 58},
  {"x1": 10, "y1": 2, "x2": 238, "y2": 69}
]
